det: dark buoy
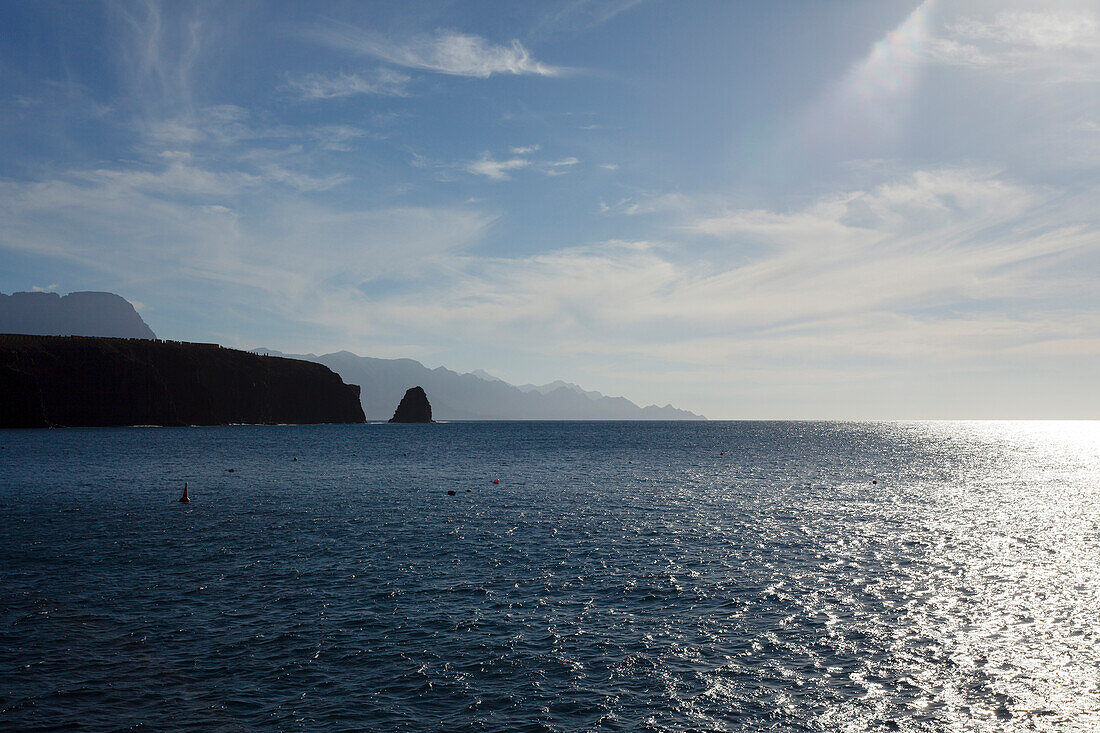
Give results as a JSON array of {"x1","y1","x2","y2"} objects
[
  {"x1": 447, "y1": 490, "x2": 456, "y2": 496},
  {"x1": 227, "y1": 468, "x2": 234, "y2": 473},
  {"x1": 492, "y1": 479, "x2": 500, "y2": 485},
  {"x1": 293, "y1": 457, "x2": 299, "y2": 461},
  {"x1": 872, "y1": 479, "x2": 877, "y2": 484},
  {"x1": 179, "y1": 482, "x2": 190, "y2": 503},
  {"x1": 466, "y1": 489, "x2": 472, "y2": 493},
  {"x1": 720, "y1": 451, "x2": 725, "y2": 455},
  {"x1": 403, "y1": 453, "x2": 407, "y2": 457}
]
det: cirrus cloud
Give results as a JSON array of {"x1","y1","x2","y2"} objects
[
  {"x1": 307, "y1": 26, "x2": 565, "y2": 78},
  {"x1": 285, "y1": 68, "x2": 411, "y2": 100}
]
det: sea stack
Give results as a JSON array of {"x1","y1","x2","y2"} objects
[{"x1": 389, "y1": 386, "x2": 433, "y2": 423}]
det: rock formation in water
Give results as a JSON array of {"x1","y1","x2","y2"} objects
[
  {"x1": 388, "y1": 386, "x2": 433, "y2": 423},
  {"x1": 0, "y1": 335, "x2": 365, "y2": 428},
  {"x1": 0, "y1": 291, "x2": 156, "y2": 339}
]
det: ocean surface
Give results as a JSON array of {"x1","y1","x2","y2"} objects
[{"x1": 1, "y1": 421, "x2": 1099, "y2": 731}]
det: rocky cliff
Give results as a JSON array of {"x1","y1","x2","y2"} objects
[
  {"x1": 0, "y1": 291, "x2": 156, "y2": 339},
  {"x1": 0, "y1": 335, "x2": 364, "y2": 428}
]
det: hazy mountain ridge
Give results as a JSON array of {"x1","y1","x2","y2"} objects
[
  {"x1": 514, "y1": 379, "x2": 604, "y2": 401},
  {"x1": 0, "y1": 291, "x2": 156, "y2": 340},
  {"x1": 256, "y1": 349, "x2": 704, "y2": 421}
]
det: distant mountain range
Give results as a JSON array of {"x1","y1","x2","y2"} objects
[
  {"x1": 256, "y1": 349, "x2": 705, "y2": 421},
  {"x1": 0, "y1": 291, "x2": 156, "y2": 340},
  {"x1": 0, "y1": 289, "x2": 704, "y2": 420}
]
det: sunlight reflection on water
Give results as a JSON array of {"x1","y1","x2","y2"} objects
[{"x1": 0, "y1": 421, "x2": 1098, "y2": 730}]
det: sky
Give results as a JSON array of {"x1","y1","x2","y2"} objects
[{"x1": 1, "y1": 0, "x2": 1098, "y2": 419}]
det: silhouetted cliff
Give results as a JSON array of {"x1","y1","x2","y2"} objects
[
  {"x1": 389, "y1": 386, "x2": 433, "y2": 423},
  {"x1": 0, "y1": 335, "x2": 364, "y2": 428},
  {"x1": 0, "y1": 291, "x2": 156, "y2": 339}
]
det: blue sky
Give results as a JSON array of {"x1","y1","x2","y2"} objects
[{"x1": 1, "y1": 0, "x2": 1098, "y2": 418}]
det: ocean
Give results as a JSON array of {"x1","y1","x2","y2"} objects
[{"x1": 1, "y1": 421, "x2": 1098, "y2": 731}]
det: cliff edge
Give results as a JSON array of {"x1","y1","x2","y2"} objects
[{"x1": 0, "y1": 335, "x2": 365, "y2": 428}]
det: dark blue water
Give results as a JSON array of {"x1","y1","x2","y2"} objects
[{"x1": 2, "y1": 421, "x2": 1099, "y2": 731}]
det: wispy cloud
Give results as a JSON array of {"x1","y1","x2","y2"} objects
[
  {"x1": 689, "y1": 168, "x2": 1034, "y2": 241},
  {"x1": 106, "y1": 1, "x2": 246, "y2": 116},
  {"x1": 255, "y1": 164, "x2": 349, "y2": 192},
  {"x1": 307, "y1": 26, "x2": 564, "y2": 78},
  {"x1": 285, "y1": 68, "x2": 411, "y2": 100},
  {"x1": 466, "y1": 155, "x2": 531, "y2": 180},
  {"x1": 463, "y1": 150, "x2": 580, "y2": 180},
  {"x1": 925, "y1": 7, "x2": 1100, "y2": 79},
  {"x1": 140, "y1": 105, "x2": 270, "y2": 147},
  {"x1": 309, "y1": 124, "x2": 371, "y2": 151},
  {"x1": 530, "y1": 0, "x2": 646, "y2": 36},
  {"x1": 543, "y1": 157, "x2": 579, "y2": 175},
  {"x1": 601, "y1": 192, "x2": 691, "y2": 216},
  {"x1": 951, "y1": 10, "x2": 1099, "y2": 50}
]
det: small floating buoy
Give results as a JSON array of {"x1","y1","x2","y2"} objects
[
  {"x1": 466, "y1": 489, "x2": 472, "y2": 493},
  {"x1": 492, "y1": 479, "x2": 500, "y2": 484},
  {"x1": 872, "y1": 479, "x2": 877, "y2": 485},
  {"x1": 179, "y1": 482, "x2": 190, "y2": 503},
  {"x1": 403, "y1": 453, "x2": 407, "y2": 457},
  {"x1": 227, "y1": 468, "x2": 234, "y2": 473},
  {"x1": 447, "y1": 490, "x2": 456, "y2": 496},
  {"x1": 720, "y1": 452, "x2": 725, "y2": 455},
  {"x1": 292, "y1": 457, "x2": 298, "y2": 461}
]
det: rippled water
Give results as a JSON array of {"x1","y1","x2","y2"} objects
[{"x1": 1, "y1": 421, "x2": 1099, "y2": 731}]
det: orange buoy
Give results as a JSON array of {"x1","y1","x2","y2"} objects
[{"x1": 492, "y1": 478, "x2": 500, "y2": 484}]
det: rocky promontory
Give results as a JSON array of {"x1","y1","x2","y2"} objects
[
  {"x1": 0, "y1": 335, "x2": 365, "y2": 428},
  {"x1": 388, "y1": 386, "x2": 433, "y2": 423}
]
